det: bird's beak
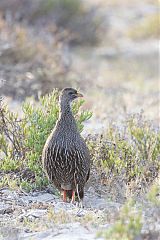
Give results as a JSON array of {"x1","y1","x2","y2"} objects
[{"x1": 76, "y1": 92, "x2": 83, "y2": 98}]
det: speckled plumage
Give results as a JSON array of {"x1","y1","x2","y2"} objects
[{"x1": 42, "y1": 88, "x2": 90, "y2": 200}]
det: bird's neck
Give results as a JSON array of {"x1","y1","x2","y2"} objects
[
  {"x1": 59, "y1": 100, "x2": 72, "y2": 116},
  {"x1": 59, "y1": 101, "x2": 76, "y2": 126}
]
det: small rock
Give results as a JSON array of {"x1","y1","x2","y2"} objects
[
  {"x1": 19, "y1": 209, "x2": 47, "y2": 222},
  {"x1": 0, "y1": 227, "x2": 20, "y2": 240},
  {"x1": 21, "y1": 192, "x2": 55, "y2": 203},
  {"x1": 0, "y1": 204, "x2": 14, "y2": 214},
  {"x1": 26, "y1": 209, "x2": 47, "y2": 218}
]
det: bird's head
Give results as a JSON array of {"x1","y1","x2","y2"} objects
[{"x1": 59, "y1": 88, "x2": 83, "y2": 104}]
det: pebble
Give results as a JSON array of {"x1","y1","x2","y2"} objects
[{"x1": 0, "y1": 204, "x2": 14, "y2": 214}]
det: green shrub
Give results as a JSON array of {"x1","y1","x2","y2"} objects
[
  {"x1": 90, "y1": 113, "x2": 160, "y2": 185},
  {"x1": 147, "y1": 184, "x2": 160, "y2": 207},
  {"x1": 30, "y1": 0, "x2": 101, "y2": 45},
  {"x1": 0, "y1": 89, "x2": 92, "y2": 190},
  {"x1": 128, "y1": 13, "x2": 159, "y2": 39},
  {"x1": 98, "y1": 199, "x2": 142, "y2": 240},
  {"x1": 32, "y1": 0, "x2": 83, "y2": 21}
]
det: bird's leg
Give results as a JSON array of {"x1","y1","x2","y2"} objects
[
  {"x1": 71, "y1": 190, "x2": 75, "y2": 203},
  {"x1": 79, "y1": 200, "x2": 83, "y2": 208},
  {"x1": 76, "y1": 200, "x2": 83, "y2": 208},
  {"x1": 62, "y1": 190, "x2": 67, "y2": 202}
]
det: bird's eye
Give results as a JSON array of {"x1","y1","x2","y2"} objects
[{"x1": 69, "y1": 91, "x2": 77, "y2": 95}]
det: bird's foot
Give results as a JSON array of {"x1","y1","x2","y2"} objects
[{"x1": 76, "y1": 200, "x2": 83, "y2": 209}]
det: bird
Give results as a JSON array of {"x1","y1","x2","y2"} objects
[{"x1": 42, "y1": 88, "x2": 90, "y2": 204}]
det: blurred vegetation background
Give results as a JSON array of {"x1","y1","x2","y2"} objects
[
  {"x1": 0, "y1": 0, "x2": 159, "y2": 128},
  {"x1": 0, "y1": 1, "x2": 159, "y2": 239}
]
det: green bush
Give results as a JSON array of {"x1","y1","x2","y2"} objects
[
  {"x1": 33, "y1": 0, "x2": 83, "y2": 21},
  {"x1": 90, "y1": 113, "x2": 160, "y2": 185},
  {"x1": 30, "y1": 0, "x2": 101, "y2": 45},
  {"x1": 0, "y1": 89, "x2": 92, "y2": 190},
  {"x1": 147, "y1": 184, "x2": 160, "y2": 207},
  {"x1": 98, "y1": 199, "x2": 142, "y2": 240},
  {"x1": 128, "y1": 13, "x2": 159, "y2": 39}
]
